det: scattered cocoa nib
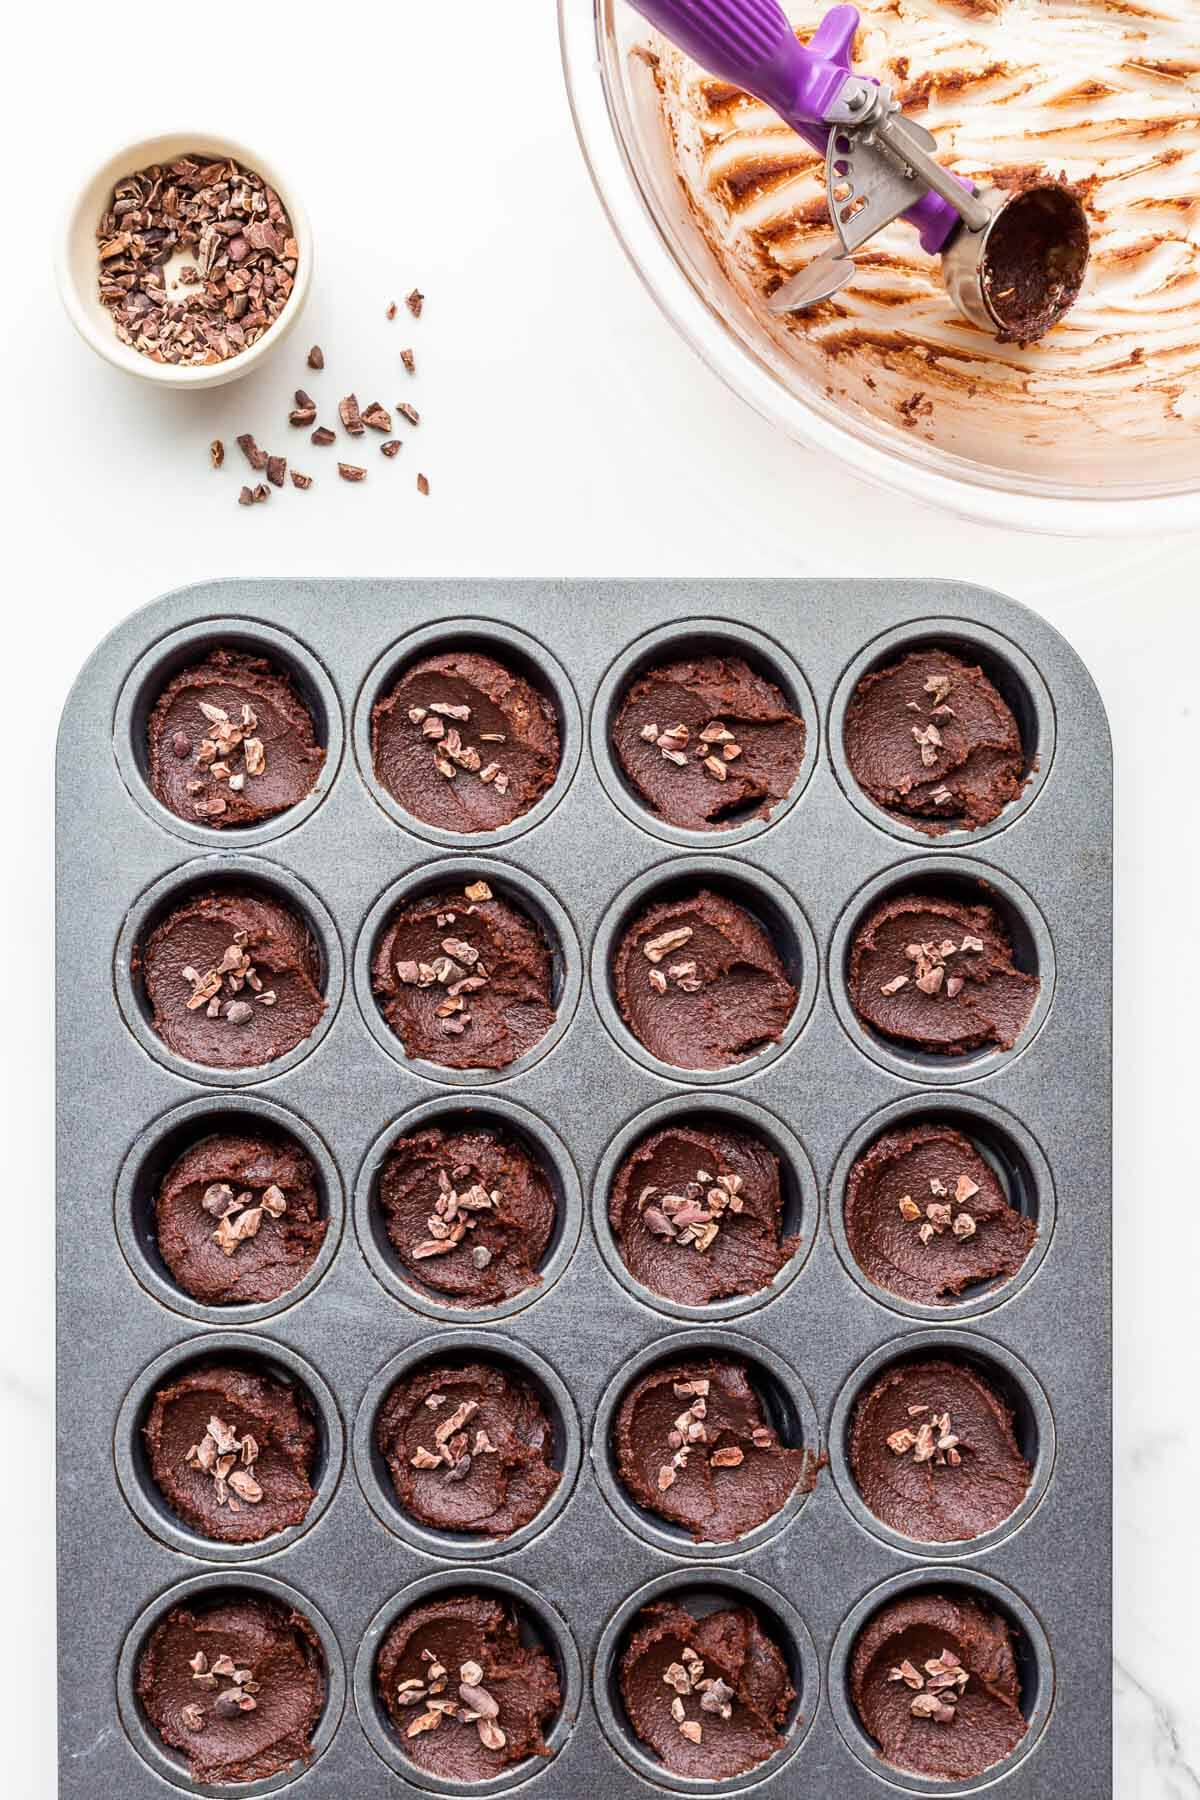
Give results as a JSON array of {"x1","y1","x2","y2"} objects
[
  {"x1": 361, "y1": 401, "x2": 392, "y2": 431},
  {"x1": 266, "y1": 455, "x2": 287, "y2": 488},
  {"x1": 401, "y1": 348, "x2": 416, "y2": 374},
  {"x1": 95, "y1": 154, "x2": 298, "y2": 366},
  {"x1": 289, "y1": 401, "x2": 316, "y2": 426},
  {"x1": 397, "y1": 402, "x2": 420, "y2": 427},
  {"x1": 290, "y1": 470, "x2": 313, "y2": 490},
  {"x1": 381, "y1": 439, "x2": 402, "y2": 457},
  {"x1": 311, "y1": 426, "x2": 336, "y2": 446},
  {"x1": 307, "y1": 344, "x2": 324, "y2": 369},
  {"x1": 339, "y1": 394, "x2": 364, "y2": 435},
  {"x1": 338, "y1": 463, "x2": 367, "y2": 482},
  {"x1": 417, "y1": 473, "x2": 430, "y2": 495},
  {"x1": 386, "y1": 301, "x2": 398, "y2": 320},
  {"x1": 236, "y1": 433, "x2": 267, "y2": 471},
  {"x1": 406, "y1": 288, "x2": 424, "y2": 317},
  {"x1": 210, "y1": 439, "x2": 224, "y2": 469},
  {"x1": 253, "y1": 483, "x2": 270, "y2": 503},
  {"x1": 238, "y1": 486, "x2": 256, "y2": 507}
]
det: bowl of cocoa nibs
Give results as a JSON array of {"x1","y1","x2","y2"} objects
[{"x1": 57, "y1": 132, "x2": 312, "y2": 387}]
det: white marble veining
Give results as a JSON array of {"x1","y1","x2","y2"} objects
[{"x1": 2, "y1": 4, "x2": 1197, "y2": 1794}]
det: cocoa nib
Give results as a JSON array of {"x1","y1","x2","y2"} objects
[
  {"x1": 397, "y1": 402, "x2": 420, "y2": 427},
  {"x1": 95, "y1": 153, "x2": 298, "y2": 366},
  {"x1": 401, "y1": 347, "x2": 415, "y2": 374},
  {"x1": 338, "y1": 394, "x2": 364, "y2": 435},
  {"x1": 236, "y1": 433, "x2": 267, "y2": 471},
  {"x1": 406, "y1": 288, "x2": 424, "y2": 317},
  {"x1": 209, "y1": 439, "x2": 224, "y2": 469},
  {"x1": 311, "y1": 426, "x2": 336, "y2": 446},
  {"x1": 290, "y1": 470, "x2": 313, "y2": 489},
  {"x1": 417, "y1": 473, "x2": 430, "y2": 495},
  {"x1": 381, "y1": 439, "x2": 402, "y2": 458},
  {"x1": 338, "y1": 463, "x2": 367, "y2": 482},
  {"x1": 307, "y1": 344, "x2": 324, "y2": 369},
  {"x1": 266, "y1": 455, "x2": 286, "y2": 488}
]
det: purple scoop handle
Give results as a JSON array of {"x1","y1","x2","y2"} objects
[{"x1": 628, "y1": 0, "x2": 961, "y2": 253}]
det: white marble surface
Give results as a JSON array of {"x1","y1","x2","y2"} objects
[{"x1": 2, "y1": 4, "x2": 1197, "y2": 1794}]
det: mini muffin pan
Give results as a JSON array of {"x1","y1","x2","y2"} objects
[{"x1": 57, "y1": 579, "x2": 1111, "y2": 1797}]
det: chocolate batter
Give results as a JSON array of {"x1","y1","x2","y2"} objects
[
  {"x1": 377, "y1": 1590, "x2": 560, "y2": 1779},
  {"x1": 619, "y1": 1599, "x2": 793, "y2": 1779},
  {"x1": 371, "y1": 650, "x2": 560, "y2": 832},
  {"x1": 609, "y1": 1121, "x2": 796, "y2": 1306},
  {"x1": 148, "y1": 648, "x2": 325, "y2": 828},
  {"x1": 982, "y1": 182, "x2": 1090, "y2": 345},
  {"x1": 848, "y1": 892, "x2": 1038, "y2": 1056},
  {"x1": 143, "y1": 1360, "x2": 318, "y2": 1546},
  {"x1": 845, "y1": 1122, "x2": 1036, "y2": 1306},
  {"x1": 615, "y1": 1356, "x2": 807, "y2": 1541},
  {"x1": 850, "y1": 1590, "x2": 1028, "y2": 1780},
  {"x1": 136, "y1": 886, "x2": 325, "y2": 1069},
  {"x1": 848, "y1": 1358, "x2": 1032, "y2": 1542},
  {"x1": 613, "y1": 888, "x2": 797, "y2": 1072},
  {"x1": 136, "y1": 1592, "x2": 325, "y2": 1786},
  {"x1": 154, "y1": 1129, "x2": 327, "y2": 1307},
  {"x1": 375, "y1": 1358, "x2": 560, "y2": 1538},
  {"x1": 371, "y1": 879, "x2": 556, "y2": 1071},
  {"x1": 376, "y1": 1123, "x2": 555, "y2": 1307},
  {"x1": 843, "y1": 650, "x2": 1024, "y2": 833},
  {"x1": 612, "y1": 654, "x2": 805, "y2": 830}
]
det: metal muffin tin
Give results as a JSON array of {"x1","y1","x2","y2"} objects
[{"x1": 57, "y1": 578, "x2": 1111, "y2": 1798}]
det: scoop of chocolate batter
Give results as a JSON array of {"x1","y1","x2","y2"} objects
[
  {"x1": 143, "y1": 1360, "x2": 318, "y2": 1546},
  {"x1": 155, "y1": 1130, "x2": 327, "y2": 1307},
  {"x1": 148, "y1": 647, "x2": 325, "y2": 828},
  {"x1": 376, "y1": 1358, "x2": 560, "y2": 1538},
  {"x1": 620, "y1": 1599, "x2": 794, "y2": 1779},
  {"x1": 613, "y1": 655, "x2": 805, "y2": 830},
  {"x1": 610, "y1": 1121, "x2": 796, "y2": 1306},
  {"x1": 377, "y1": 1591, "x2": 560, "y2": 1779},
  {"x1": 136, "y1": 1592, "x2": 324, "y2": 1785},
  {"x1": 371, "y1": 650, "x2": 560, "y2": 832},
  {"x1": 848, "y1": 892, "x2": 1038, "y2": 1056},
  {"x1": 848, "y1": 1357, "x2": 1032, "y2": 1542},
  {"x1": 613, "y1": 888, "x2": 797, "y2": 1072},
  {"x1": 850, "y1": 1590, "x2": 1028, "y2": 1779},
  {"x1": 843, "y1": 650, "x2": 1024, "y2": 833},
  {"x1": 845, "y1": 1122, "x2": 1035, "y2": 1306},
  {"x1": 136, "y1": 886, "x2": 325, "y2": 1069},
  {"x1": 377, "y1": 1124, "x2": 555, "y2": 1307},
  {"x1": 372, "y1": 879, "x2": 556, "y2": 1071},
  {"x1": 614, "y1": 1356, "x2": 808, "y2": 1541}
]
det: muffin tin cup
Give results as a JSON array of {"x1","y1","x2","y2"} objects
[
  {"x1": 114, "y1": 854, "x2": 345, "y2": 1088},
  {"x1": 354, "y1": 618, "x2": 584, "y2": 849},
  {"x1": 827, "y1": 1330, "x2": 1056, "y2": 1560},
  {"x1": 114, "y1": 1330, "x2": 346, "y2": 1565},
  {"x1": 59, "y1": 578, "x2": 1111, "y2": 1798},
  {"x1": 828, "y1": 1568, "x2": 1055, "y2": 1796},
  {"x1": 828, "y1": 618, "x2": 1056, "y2": 850},
  {"x1": 591, "y1": 1327, "x2": 822, "y2": 1561},
  {"x1": 116, "y1": 1569, "x2": 346, "y2": 1797},
  {"x1": 353, "y1": 1095, "x2": 584, "y2": 1323},
  {"x1": 114, "y1": 1093, "x2": 345, "y2": 1326},
  {"x1": 352, "y1": 1329, "x2": 582, "y2": 1559},
  {"x1": 828, "y1": 1094, "x2": 1056, "y2": 1323},
  {"x1": 353, "y1": 1568, "x2": 583, "y2": 1795},
  {"x1": 590, "y1": 856, "x2": 819, "y2": 1087},
  {"x1": 591, "y1": 1093, "x2": 819, "y2": 1322},
  {"x1": 828, "y1": 856, "x2": 1056, "y2": 1087},
  {"x1": 590, "y1": 617, "x2": 819, "y2": 849},
  {"x1": 113, "y1": 616, "x2": 344, "y2": 851},
  {"x1": 592, "y1": 1568, "x2": 820, "y2": 1795},
  {"x1": 353, "y1": 857, "x2": 583, "y2": 1089}
]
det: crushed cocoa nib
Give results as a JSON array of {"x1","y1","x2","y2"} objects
[
  {"x1": 381, "y1": 439, "x2": 402, "y2": 457},
  {"x1": 397, "y1": 402, "x2": 420, "y2": 426},
  {"x1": 338, "y1": 463, "x2": 367, "y2": 482},
  {"x1": 290, "y1": 470, "x2": 313, "y2": 490},
  {"x1": 253, "y1": 483, "x2": 270, "y2": 503},
  {"x1": 361, "y1": 401, "x2": 392, "y2": 432},
  {"x1": 311, "y1": 426, "x2": 336, "y2": 446},
  {"x1": 307, "y1": 345, "x2": 324, "y2": 369},
  {"x1": 266, "y1": 455, "x2": 287, "y2": 488},
  {"x1": 237, "y1": 486, "x2": 256, "y2": 507},
  {"x1": 338, "y1": 394, "x2": 364, "y2": 435},
  {"x1": 417, "y1": 473, "x2": 430, "y2": 495},
  {"x1": 210, "y1": 439, "x2": 224, "y2": 469},
  {"x1": 386, "y1": 301, "x2": 398, "y2": 320},
  {"x1": 289, "y1": 400, "x2": 316, "y2": 426},
  {"x1": 401, "y1": 348, "x2": 415, "y2": 374},
  {"x1": 406, "y1": 288, "x2": 424, "y2": 317},
  {"x1": 95, "y1": 154, "x2": 298, "y2": 366},
  {"x1": 237, "y1": 433, "x2": 267, "y2": 471}
]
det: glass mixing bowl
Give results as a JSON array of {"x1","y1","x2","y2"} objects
[{"x1": 559, "y1": 0, "x2": 1200, "y2": 535}]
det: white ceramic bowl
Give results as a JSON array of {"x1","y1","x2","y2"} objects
[
  {"x1": 56, "y1": 131, "x2": 312, "y2": 389},
  {"x1": 560, "y1": 0, "x2": 1200, "y2": 537}
]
